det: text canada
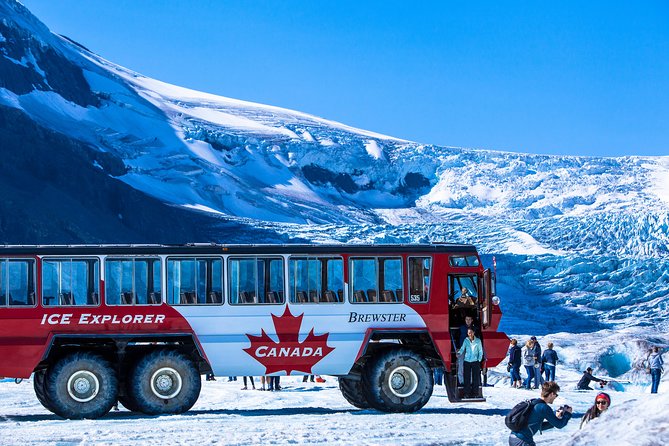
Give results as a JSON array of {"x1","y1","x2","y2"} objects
[{"x1": 254, "y1": 346, "x2": 324, "y2": 358}]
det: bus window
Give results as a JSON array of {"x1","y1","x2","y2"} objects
[
  {"x1": 408, "y1": 257, "x2": 431, "y2": 303},
  {"x1": 0, "y1": 259, "x2": 36, "y2": 306},
  {"x1": 167, "y1": 257, "x2": 223, "y2": 305},
  {"x1": 290, "y1": 257, "x2": 343, "y2": 304},
  {"x1": 326, "y1": 258, "x2": 344, "y2": 302},
  {"x1": 380, "y1": 257, "x2": 403, "y2": 302},
  {"x1": 105, "y1": 258, "x2": 162, "y2": 305},
  {"x1": 481, "y1": 269, "x2": 492, "y2": 327},
  {"x1": 350, "y1": 258, "x2": 377, "y2": 303},
  {"x1": 229, "y1": 257, "x2": 284, "y2": 305},
  {"x1": 449, "y1": 255, "x2": 480, "y2": 267},
  {"x1": 42, "y1": 259, "x2": 99, "y2": 306},
  {"x1": 350, "y1": 257, "x2": 402, "y2": 304},
  {"x1": 449, "y1": 274, "x2": 479, "y2": 308}
]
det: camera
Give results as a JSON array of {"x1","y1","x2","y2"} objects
[{"x1": 557, "y1": 405, "x2": 571, "y2": 412}]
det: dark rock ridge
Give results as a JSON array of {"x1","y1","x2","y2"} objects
[{"x1": 0, "y1": 19, "x2": 98, "y2": 107}]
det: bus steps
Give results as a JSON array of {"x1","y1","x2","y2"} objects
[{"x1": 444, "y1": 374, "x2": 487, "y2": 403}]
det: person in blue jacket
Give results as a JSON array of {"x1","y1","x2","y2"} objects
[
  {"x1": 508, "y1": 338, "x2": 522, "y2": 388},
  {"x1": 457, "y1": 327, "x2": 484, "y2": 398},
  {"x1": 509, "y1": 381, "x2": 573, "y2": 446},
  {"x1": 647, "y1": 346, "x2": 664, "y2": 393},
  {"x1": 541, "y1": 342, "x2": 559, "y2": 382}
]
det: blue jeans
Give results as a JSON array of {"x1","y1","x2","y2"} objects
[
  {"x1": 523, "y1": 366, "x2": 535, "y2": 389},
  {"x1": 434, "y1": 367, "x2": 444, "y2": 386},
  {"x1": 534, "y1": 365, "x2": 543, "y2": 387},
  {"x1": 544, "y1": 364, "x2": 556, "y2": 382},
  {"x1": 651, "y1": 368, "x2": 661, "y2": 393},
  {"x1": 510, "y1": 366, "x2": 521, "y2": 383}
]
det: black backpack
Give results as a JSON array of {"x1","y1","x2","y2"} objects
[{"x1": 505, "y1": 399, "x2": 541, "y2": 431}]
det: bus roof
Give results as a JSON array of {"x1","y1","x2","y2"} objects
[{"x1": 0, "y1": 243, "x2": 478, "y2": 256}]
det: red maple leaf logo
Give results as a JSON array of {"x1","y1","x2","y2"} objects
[{"x1": 243, "y1": 307, "x2": 335, "y2": 375}]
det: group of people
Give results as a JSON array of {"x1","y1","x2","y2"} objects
[
  {"x1": 508, "y1": 337, "x2": 664, "y2": 394},
  {"x1": 507, "y1": 380, "x2": 612, "y2": 446},
  {"x1": 506, "y1": 341, "x2": 665, "y2": 445},
  {"x1": 506, "y1": 337, "x2": 559, "y2": 390}
]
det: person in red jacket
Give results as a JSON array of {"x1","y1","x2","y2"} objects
[{"x1": 580, "y1": 392, "x2": 610, "y2": 429}]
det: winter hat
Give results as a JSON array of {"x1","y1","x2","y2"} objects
[
  {"x1": 595, "y1": 392, "x2": 611, "y2": 404},
  {"x1": 530, "y1": 336, "x2": 537, "y2": 341}
]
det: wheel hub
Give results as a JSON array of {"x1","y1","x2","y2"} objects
[
  {"x1": 387, "y1": 366, "x2": 419, "y2": 398},
  {"x1": 150, "y1": 367, "x2": 183, "y2": 399},
  {"x1": 67, "y1": 371, "x2": 99, "y2": 403}
]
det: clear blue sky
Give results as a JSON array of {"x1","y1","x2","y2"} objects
[{"x1": 21, "y1": 0, "x2": 669, "y2": 156}]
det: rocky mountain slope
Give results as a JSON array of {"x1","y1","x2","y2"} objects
[{"x1": 1, "y1": 0, "x2": 668, "y2": 329}]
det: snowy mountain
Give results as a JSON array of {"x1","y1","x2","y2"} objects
[
  {"x1": 0, "y1": 2, "x2": 668, "y2": 442},
  {"x1": 1, "y1": 0, "x2": 669, "y2": 341}
]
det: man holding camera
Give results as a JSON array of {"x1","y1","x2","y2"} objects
[{"x1": 509, "y1": 381, "x2": 573, "y2": 446}]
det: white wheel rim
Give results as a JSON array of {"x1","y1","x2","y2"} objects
[
  {"x1": 388, "y1": 366, "x2": 419, "y2": 398},
  {"x1": 67, "y1": 370, "x2": 99, "y2": 403},
  {"x1": 150, "y1": 367, "x2": 183, "y2": 399}
]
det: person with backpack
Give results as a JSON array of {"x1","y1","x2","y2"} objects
[
  {"x1": 541, "y1": 342, "x2": 559, "y2": 382},
  {"x1": 507, "y1": 381, "x2": 573, "y2": 446},
  {"x1": 576, "y1": 367, "x2": 608, "y2": 390}
]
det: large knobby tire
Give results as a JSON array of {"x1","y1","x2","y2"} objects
[
  {"x1": 33, "y1": 369, "x2": 55, "y2": 412},
  {"x1": 363, "y1": 349, "x2": 433, "y2": 413},
  {"x1": 44, "y1": 352, "x2": 119, "y2": 419},
  {"x1": 338, "y1": 359, "x2": 371, "y2": 409},
  {"x1": 339, "y1": 376, "x2": 371, "y2": 409},
  {"x1": 129, "y1": 349, "x2": 201, "y2": 415}
]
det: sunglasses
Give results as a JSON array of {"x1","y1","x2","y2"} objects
[{"x1": 596, "y1": 400, "x2": 609, "y2": 406}]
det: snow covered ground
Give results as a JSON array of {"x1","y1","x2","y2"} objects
[{"x1": 1, "y1": 329, "x2": 666, "y2": 446}]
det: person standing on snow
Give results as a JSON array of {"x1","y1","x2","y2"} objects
[
  {"x1": 508, "y1": 339, "x2": 523, "y2": 388},
  {"x1": 508, "y1": 381, "x2": 573, "y2": 446},
  {"x1": 522, "y1": 339, "x2": 537, "y2": 389},
  {"x1": 647, "y1": 346, "x2": 664, "y2": 394},
  {"x1": 541, "y1": 342, "x2": 559, "y2": 382},
  {"x1": 530, "y1": 336, "x2": 542, "y2": 388},
  {"x1": 576, "y1": 367, "x2": 607, "y2": 390}
]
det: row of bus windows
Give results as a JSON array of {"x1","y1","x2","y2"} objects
[{"x1": 0, "y1": 256, "x2": 434, "y2": 307}]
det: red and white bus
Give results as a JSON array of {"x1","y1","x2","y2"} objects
[{"x1": 0, "y1": 243, "x2": 509, "y2": 418}]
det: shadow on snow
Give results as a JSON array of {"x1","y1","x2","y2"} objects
[{"x1": 0, "y1": 405, "x2": 522, "y2": 423}]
